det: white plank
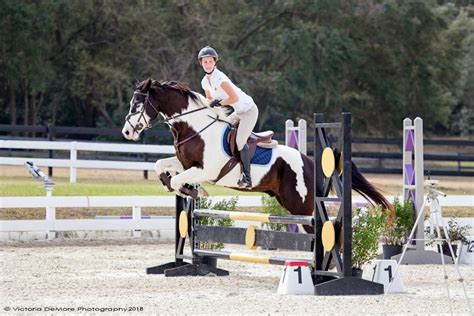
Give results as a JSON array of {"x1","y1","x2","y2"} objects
[
  {"x1": 0, "y1": 140, "x2": 72, "y2": 150},
  {"x1": 0, "y1": 140, "x2": 174, "y2": 154},
  {"x1": 0, "y1": 218, "x2": 175, "y2": 232},
  {"x1": 0, "y1": 196, "x2": 176, "y2": 208},
  {"x1": 0, "y1": 157, "x2": 156, "y2": 170}
]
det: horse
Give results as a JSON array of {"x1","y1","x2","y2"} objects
[{"x1": 121, "y1": 79, "x2": 392, "y2": 232}]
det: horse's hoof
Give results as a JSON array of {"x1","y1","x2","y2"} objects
[{"x1": 159, "y1": 172, "x2": 174, "y2": 192}]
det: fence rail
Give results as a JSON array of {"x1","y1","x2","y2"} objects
[
  {"x1": 0, "y1": 139, "x2": 174, "y2": 182},
  {"x1": 1, "y1": 195, "x2": 471, "y2": 240},
  {"x1": 1, "y1": 124, "x2": 473, "y2": 176}
]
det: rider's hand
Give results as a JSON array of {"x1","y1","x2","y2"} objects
[{"x1": 210, "y1": 99, "x2": 222, "y2": 108}]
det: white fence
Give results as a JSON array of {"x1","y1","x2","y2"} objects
[
  {"x1": 1, "y1": 195, "x2": 472, "y2": 241},
  {"x1": 0, "y1": 195, "x2": 263, "y2": 240},
  {"x1": 0, "y1": 140, "x2": 175, "y2": 183}
]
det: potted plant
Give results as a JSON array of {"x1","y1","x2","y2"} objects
[
  {"x1": 381, "y1": 198, "x2": 414, "y2": 259},
  {"x1": 427, "y1": 217, "x2": 471, "y2": 258},
  {"x1": 352, "y1": 206, "x2": 385, "y2": 277}
]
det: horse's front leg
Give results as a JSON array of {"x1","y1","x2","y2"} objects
[
  {"x1": 169, "y1": 167, "x2": 211, "y2": 198},
  {"x1": 154, "y1": 156, "x2": 184, "y2": 192}
]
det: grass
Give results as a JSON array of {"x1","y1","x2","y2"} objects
[{"x1": 0, "y1": 177, "x2": 259, "y2": 197}]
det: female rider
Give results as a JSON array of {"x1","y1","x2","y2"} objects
[{"x1": 198, "y1": 46, "x2": 258, "y2": 188}]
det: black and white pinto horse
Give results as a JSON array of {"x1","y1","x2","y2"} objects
[{"x1": 122, "y1": 79, "x2": 391, "y2": 232}]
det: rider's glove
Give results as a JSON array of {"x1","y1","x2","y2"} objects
[{"x1": 210, "y1": 99, "x2": 222, "y2": 108}]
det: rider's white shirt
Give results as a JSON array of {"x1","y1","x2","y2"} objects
[{"x1": 201, "y1": 68, "x2": 254, "y2": 113}]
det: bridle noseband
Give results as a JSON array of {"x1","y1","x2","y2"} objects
[
  {"x1": 126, "y1": 88, "x2": 226, "y2": 147},
  {"x1": 125, "y1": 91, "x2": 160, "y2": 133}
]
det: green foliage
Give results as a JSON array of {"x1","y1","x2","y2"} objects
[
  {"x1": 381, "y1": 198, "x2": 415, "y2": 245},
  {"x1": 1, "y1": 1, "x2": 473, "y2": 136},
  {"x1": 352, "y1": 206, "x2": 385, "y2": 269},
  {"x1": 261, "y1": 195, "x2": 290, "y2": 231},
  {"x1": 198, "y1": 197, "x2": 237, "y2": 250}
]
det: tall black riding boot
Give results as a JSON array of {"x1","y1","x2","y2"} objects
[{"x1": 237, "y1": 144, "x2": 252, "y2": 188}]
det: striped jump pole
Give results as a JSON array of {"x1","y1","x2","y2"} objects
[
  {"x1": 147, "y1": 191, "x2": 316, "y2": 276},
  {"x1": 194, "y1": 249, "x2": 313, "y2": 266},
  {"x1": 194, "y1": 209, "x2": 314, "y2": 225}
]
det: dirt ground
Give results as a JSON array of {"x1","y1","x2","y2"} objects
[{"x1": 1, "y1": 239, "x2": 473, "y2": 315}]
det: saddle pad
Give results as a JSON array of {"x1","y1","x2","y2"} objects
[{"x1": 222, "y1": 126, "x2": 273, "y2": 165}]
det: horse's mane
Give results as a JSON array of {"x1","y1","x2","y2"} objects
[
  {"x1": 138, "y1": 78, "x2": 217, "y2": 110},
  {"x1": 158, "y1": 80, "x2": 200, "y2": 102},
  {"x1": 160, "y1": 80, "x2": 191, "y2": 92}
]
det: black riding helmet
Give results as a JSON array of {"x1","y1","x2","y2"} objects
[{"x1": 198, "y1": 46, "x2": 219, "y2": 62}]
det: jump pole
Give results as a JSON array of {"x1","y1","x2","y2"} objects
[{"x1": 146, "y1": 194, "x2": 315, "y2": 277}]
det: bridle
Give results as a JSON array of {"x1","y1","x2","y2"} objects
[
  {"x1": 125, "y1": 88, "x2": 228, "y2": 147},
  {"x1": 125, "y1": 91, "x2": 160, "y2": 133}
]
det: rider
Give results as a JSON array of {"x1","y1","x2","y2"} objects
[{"x1": 198, "y1": 46, "x2": 258, "y2": 188}]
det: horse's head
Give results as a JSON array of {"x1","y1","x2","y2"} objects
[
  {"x1": 122, "y1": 79, "x2": 161, "y2": 141},
  {"x1": 122, "y1": 78, "x2": 217, "y2": 141}
]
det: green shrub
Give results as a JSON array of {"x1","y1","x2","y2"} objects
[
  {"x1": 381, "y1": 198, "x2": 414, "y2": 245},
  {"x1": 261, "y1": 195, "x2": 290, "y2": 232},
  {"x1": 352, "y1": 206, "x2": 385, "y2": 269},
  {"x1": 197, "y1": 197, "x2": 237, "y2": 250}
]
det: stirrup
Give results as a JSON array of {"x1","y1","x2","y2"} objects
[{"x1": 237, "y1": 175, "x2": 252, "y2": 188}]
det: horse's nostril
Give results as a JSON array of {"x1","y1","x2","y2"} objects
[{"x1": 125, "y1": 130, "x2": 130, "y2": 135}]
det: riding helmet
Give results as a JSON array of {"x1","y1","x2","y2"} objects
[{"x1": 198, "y1": 46, "x2": 219, "y2": 62}]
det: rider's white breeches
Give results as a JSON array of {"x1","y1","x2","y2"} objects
[{"x1": 228, "y1": 104, "x2": 259, "y2": 151}]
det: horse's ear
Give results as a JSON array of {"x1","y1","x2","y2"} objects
[
  {"x1": 133, "y1": 79, "x2": 140, "y2": 89},
  {"x1": 142, "y1": 78, "x2": 152, "y2": 92}
]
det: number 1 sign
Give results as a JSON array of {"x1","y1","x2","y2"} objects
[{"x1": 371, "y1": 260, "x2": 405, "y2": 293}]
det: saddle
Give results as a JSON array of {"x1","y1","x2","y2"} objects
[{"x1": 212, "y1": 124, "x2": 278, "y2": 184}]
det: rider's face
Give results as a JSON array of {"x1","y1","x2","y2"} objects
[{"x1": 201, "y1": 57, "x2": 216, "y2": 73}]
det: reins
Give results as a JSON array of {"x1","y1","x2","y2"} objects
[
  {"x1": 129, "y1": 89, "x2": 227, "y2": 147},
  {"x1": 173, "y1": 115, "x2": 219, "y2": 147}
]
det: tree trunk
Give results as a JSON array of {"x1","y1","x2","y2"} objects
[
  {"x1": 30, "y1": 93, "x2": 36, "y2": 137},
  {"x1": 31, "y1": 91, "x2": 44, "y2": 126},
  {"x1": 9, "y1": 86, "x2": 16, "y2": 125},
  {"x1": 116, "y1": 84, "x2": 124, "y2": 114},
  {"x1": 23, "y1": 80, "x2": 29, "y2": 127}
]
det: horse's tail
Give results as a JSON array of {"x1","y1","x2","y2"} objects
[{"x1": 351, "y1": 161, "x2": 393, "y2": 214}]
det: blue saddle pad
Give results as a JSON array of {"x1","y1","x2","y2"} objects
[{"x1": 222, "y1": 126, "x2": 273, "y2": 165}]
